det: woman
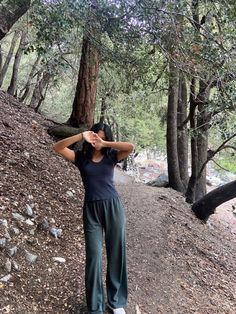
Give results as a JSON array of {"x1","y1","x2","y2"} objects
[{"x1": 53, "y1": 123, "x2": 134, "y2": 314}]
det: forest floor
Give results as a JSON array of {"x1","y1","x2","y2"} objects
[{"x1": 0, "y1": 90, "x2": 236, "y2": 314}]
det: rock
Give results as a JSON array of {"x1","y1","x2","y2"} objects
[
  {"x1": 11, "y1": 227, "x2": 20, "y2": 235},
  {"x1": 8, "y1": 246, "x2": 17, "y2": 257},
  {"x1": 146, "y1": 173, "x2": 169, "y2": 187},
  {"x1": 0, "y1": 238, "x2": 6, "y2": 248},
  {"x1": 66, "y1": 190, "x2": 74, "y2": 197},
  {"x1": 12, "y1": 260, "x2": 19, "y2": 271},
  {"x1": 0, "y1": 219, "x2": 8, "y2": 228},
  {"x1": 49, "y1": 228, "x2": 62, "y2": 238},
  {"x1": 24, "y1": 151, "x2": 30, "y2": 159},
  {"x1": 25, "y1": 219, "x2": 34, "y2": 226},
  {"x1": 25, "y1": 250, "x2": 38, "y2": 263},
  {"x1": 52, "y1": 257, "x2": 66, "y2": 263},
  {"x1": 12, "y1": 213, "x2": 25, "y2": 222},
  {"x1": 25, "y1": 204, "x2": 33, "y2": 217},
  {"x1": 29, "y1": 228, "x2": 36, "y2": 235},
  {"x1": 5, "y1": 258, "x2": 12, "y2": 272},
  {"x1": 4, "y1": 230, "x2": 11, "y2": 241},
  {"x1": 0, "y1": 274, "x2": 12, "y2": 282}
]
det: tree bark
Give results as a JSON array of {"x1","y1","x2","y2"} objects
[
  {"x1": 7, "y1": 30, "x2": 27, "y2": 96},
  {"x1": 0, "y1": 31, "x2": 18, "y2": 87},
  {"x1": 195, "y1": 80, "x2": 211, "y2": 200},
  {"x1": 19, "y1": 55, "x2": 41, "y2": 102},
  {"x1": 192, "y1": 180, "x2": 236, "y2": 221},
  {"x1": 185, "y1": 78, "x2": 198, "y2": 203},
  {"x1": 177, "y1": 72, "x2": 189, "y2": 189},
  {"x1": 0, "y1": 0, "x2": 31, "y2": 40},
  {"x1": 0, "y1": 45, "x2": 2, "y2": 72},
  {"x1": 29, "y1": 70, "x2": 51, "y2": 111},
  {"x1": 99, "y1": 96, "x2": 107, "y2": 123},
  {"x1": 68, "y1": 33, "x2": 100, "y2": 129},
  {"x1": 167, "y1": 60, "x2": 184, "y2": 193}
]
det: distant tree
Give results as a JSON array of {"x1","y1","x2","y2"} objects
[{"x1": 0, "y1": 0, "x2": 31, "y2": 40}]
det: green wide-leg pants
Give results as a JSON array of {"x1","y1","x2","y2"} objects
[{"x1": 83, "y1": 197, "x2": 128, "y2": 314}]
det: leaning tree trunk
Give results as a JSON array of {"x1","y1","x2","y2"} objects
[
  {"x1": 19, "y1": 55, "x2": 41, "y2": 102},
  {"x1": 0, "y1": 31, "x2": 18, "y2": 87},
  {"x1": 167, "y1": 60, "x2": 185, "y2": 193},
  {"x1": 177, "y1": 72, "x2": 189, "y2": 189},
  {"x1": 0, "y1": 0, "x2": 31, "y2": 40},
  {"x1": 7, "y1": 30, "x2": 27, "y2": 96},
  {"x1": 192, "y1": 180, "x2": 236, "y2": 221}
]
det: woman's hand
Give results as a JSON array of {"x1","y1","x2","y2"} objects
[
  {"x1": 91, "y1": 133, "x2": 104, "y2": 150},
  {"x1": 82, "y1": 131, "x2": 97, "y2": 144}
]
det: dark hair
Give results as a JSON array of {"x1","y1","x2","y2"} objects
[{"x1": 82, "y1": 123, "x2": 113, "y2": 159}]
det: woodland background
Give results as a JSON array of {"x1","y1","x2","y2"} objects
[{"x1": 0, "y1": 0, "x2": 236, "y2": 218}]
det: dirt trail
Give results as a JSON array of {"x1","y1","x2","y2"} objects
[{"x1": 115, "y1": 170, "x2": 236, "y2": 314}]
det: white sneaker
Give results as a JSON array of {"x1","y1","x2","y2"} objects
[{"x1": 107, "y1": 304, "x2": 126, "y2": 314}]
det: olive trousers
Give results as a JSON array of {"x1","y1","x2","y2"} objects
[{"x1": 83, "y1": 197, "x2": 128, "y2": 314}]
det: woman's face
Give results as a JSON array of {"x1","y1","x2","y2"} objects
[{"x1": 97, "y1": 130, "x2": 106, "y2": 141}]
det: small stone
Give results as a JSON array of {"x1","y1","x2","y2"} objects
[
  {"x1": 13, "y1": 201, "x2": 19, "y2": 207},
  {"x1": 24, "y1": 151, "x2": 30, "y2": 159},
  {"x1": 0, "y1": 238, "x2": 6, "y2": 248},
  {"x1": 4, "y1": 230, "x2": 11, "y2": 241},
  {"x1": 11, "y1": 227, "x2": 20, "y2": 235},
  {"x1": 49, "y1": 228, "x2": 62, "y2": 238},
  {"x1": 5, "y1": 258, "x2": 12, "y2": 272},
  {"x1": 25, "y1": 219, "x2": 34, "y2": 226},
  {"x1": 8, "y1": 246, "x2": 17, "y2": 257},
  {"x1": 12, "y1": 260, "x2": 19, "y2": 271},
  {"x1": 66, "y1": 190, "x2": 74, "y2": 197},
  {"x1": 0, "y1": 219, "x2": 8, "y2": 228},
  {"x1": 49, "y1": 218, "x2": 56, "y2": 224},
  {"x1": 25, "y1": 250, "x2": 38, "y2": 263},
  {"x1": 0, "y1": 274, "x2": 12, "y2": 282},
  {"x1": 25, "y1": 204, "x2": 33, "y2": 217},
  {"x1": 12, "y1": 213, "x2": 25, "y2": 222},
  {"x1": 52, "y1": 257, "x2": 66, "y2": 263},
  {"x1": 28, "y1": 195, "x2": 34, "y2": 200},
  {"x1": 29, "y1": 229, "x2": 36, "y2": 235}
]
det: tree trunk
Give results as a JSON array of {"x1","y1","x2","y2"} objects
[
  {"x1": 19, "y1": 55, "x2": 41, "y2": 102},
  {"x1": 68, "y1": 33, "x2": 100, "y2": 128},
  {"x1": 7, "y1": 30, "x2": 27, "y2": 96},
  {"x1": 0, "y1": 31, "x2": 18, "y2": 87},
  {"x1": 0, "y1": 0, "x2": 31, "y2": 40},
  {"x1": 192, "y1": 180, "x2": 236, "y2": 221},
  {"x1": 29, "y1": 70, "x2": 51, "y2": 111},
  {"x1": 186, "y1": 78, "x2": 198, "y2": 203},
  {"x1": 0, "y1": 45, "x2": 2, "y2": 72},
  {"x1": 99, "y1": 96, "x2": 107, "y2": 123},
  {"x1": 195, "y1": 80, "x2": 211, "y2": 200},
  {"x1": 167, "y1": 61, "x2": 184, "y2": 193},
  {"x1": 177, "y1": 72, "x2": 189, "y2": 189}
]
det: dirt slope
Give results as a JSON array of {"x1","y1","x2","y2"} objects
[{"x1": 0, "y1": 91, "x2": 236, "y2": 314}]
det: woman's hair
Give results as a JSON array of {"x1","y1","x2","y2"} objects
[{"x1": 82, "y1": 123, "x2": 114, "y2": 159}]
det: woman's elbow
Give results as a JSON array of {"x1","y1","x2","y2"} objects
[{"x1": 129, "y1": 143, "x2": 135, "y2": 153}]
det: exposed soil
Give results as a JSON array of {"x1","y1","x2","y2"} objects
[{"x1": 0, "y1": 91, "x2": 236, "y2": 314}]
